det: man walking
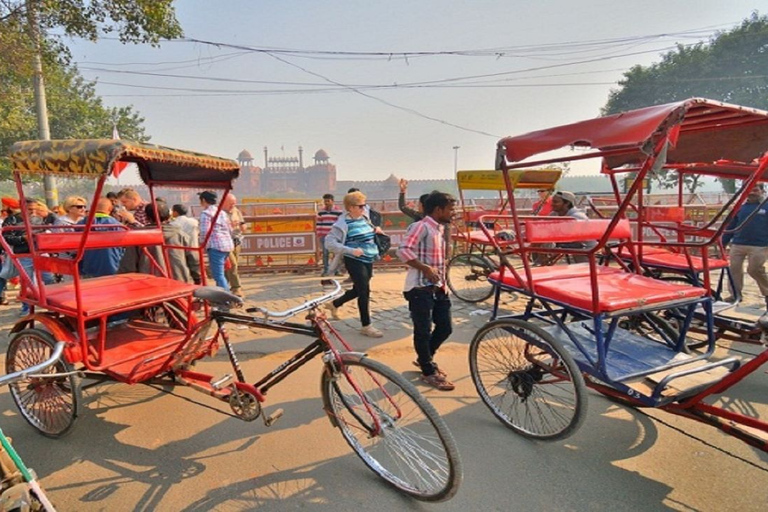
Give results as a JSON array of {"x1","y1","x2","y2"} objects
[
  {"x1": 723, "y1": 184, "x2": 768, "y2": 308},
  {"x1": 397, "y1": 191, "x2": 457, "y2": 391},
  {"x1": 198, "y1": 191, "x2": 233, "y2": 290},
  {"x1": 316, "y1": 193, "x2": 342, "y2": 276}
]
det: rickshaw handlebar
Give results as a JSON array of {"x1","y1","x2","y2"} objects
[
  {"x1": 0, "y1": 341, "x2": 66, "y2": 387},
  {"x1": 245, "y1": 280, "x2": 343, "y2": 319}
]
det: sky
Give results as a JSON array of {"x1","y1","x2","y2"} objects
[{"x1": 65, "y1": 1, "x2": 763, "y2": 182}]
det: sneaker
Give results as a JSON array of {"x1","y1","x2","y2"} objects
[
  {"x1": 412, "y1": 360, "x2": 447, "y2": 377},
  {"x1": 360, "y1": 325, "x2": 383, "y2": 338},
  {"x1": 420, "y1": 373, "x2": 455, "y2": 391},
  {"x1": 324, "y1": 302, "x2": 341, "y2": 320}
]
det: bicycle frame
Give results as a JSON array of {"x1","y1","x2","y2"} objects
[{"x1": 171, "y1": 282, "x2": 400, "y2": 434}]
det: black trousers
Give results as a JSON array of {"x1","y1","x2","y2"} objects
[
  {"x1": 334, "y1": 257, "x2": 373, "y2": 327},
  {"x1": 405, "y1": 287, "x2": 452, "y2": 376}
]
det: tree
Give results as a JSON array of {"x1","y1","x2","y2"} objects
[
  {"x1": 0, "y1": 1, "x2": 182, "y2": 181},
  {"x1": 603, "y1": 12, "x2": 768, "y2": 115},
  {"x1": 0, "y1": 31, "x2": 149, "y2": 178},
  {"x1": 2, "y1": 1, "x2": 182, "y2": 48},
  {"x1": 603, "y1": 13, "x2": 768, "y2": 195}
]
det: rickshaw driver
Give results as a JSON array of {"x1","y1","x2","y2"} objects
[
  {"x1": 722, "y1": 183, "x2": 768, "y2": 310},
  {"x1": 549, "y1": 191, "x2": 596, "y2": 264}
]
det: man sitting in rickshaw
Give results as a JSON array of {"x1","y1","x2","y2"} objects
[{"x1": 547, "y1": 191, "x2": 596, "y2": 264}]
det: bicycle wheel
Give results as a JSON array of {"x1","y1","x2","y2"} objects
[
  {"x1": 5, "y1": 329, "x2": 81, "y2": 438},
  {"x1": 446, "y1": 253, "x2": 495, "y2": 303},
  {"x1": 321, "y1": 355, "x2": 461, "y2": 502},
  {"x1": 469, "y1": 319, "x2": 587, "y2": 440}
]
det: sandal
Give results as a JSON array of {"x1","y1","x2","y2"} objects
[
  {"x1": 412, "y1": 360, "x2": 447, "y2": 377},
  {"x1": 420, "y1": 373, "x2": 455, "y2": 391}
]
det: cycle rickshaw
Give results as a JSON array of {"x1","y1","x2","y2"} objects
[
  {"x1": 1, "y1": 139, "x2": 461, "y2": 502},
  {"x1": 446, "y1": 169, "x2": 561, "y2": 303},
  {"x1": 468, "y1": 98, "x2": 768, "y2": 451}
]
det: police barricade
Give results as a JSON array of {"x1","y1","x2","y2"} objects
[{"x1": 237, "y1": 200, "x2": 413, "y2": 273}]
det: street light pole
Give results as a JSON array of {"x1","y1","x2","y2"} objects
[{"x1": 452, "y1": 146, "x2": 460, "y2": 175}]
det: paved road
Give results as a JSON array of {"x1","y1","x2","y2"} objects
[{"x1": 0, "y1": 270, "x2": 767, "y2": 511}]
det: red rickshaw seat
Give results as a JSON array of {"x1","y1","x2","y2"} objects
[
  {"x1": 452, "y1": 229, "x2": 496, "y2": 244},
  {"x1": 638, "y1": 251, "x2": 729, "y2": 271},
  {"x1": 524, "y1": 218, "x2": 631, "y2": 244},
  {"x1": 489, "y1": 263, "x2": 623, "y2": 288},
  {"x1": 43, "y1": 273, "x2": 198, "y2": 317},
  {"x1": 533, "y1": 273, "x2": 706, "y2": 313},
  {"x1": 35, "y1": 229, "x2": 164, "y2": 252}
]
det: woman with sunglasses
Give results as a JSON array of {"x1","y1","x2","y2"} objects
[
  {"x1": 324, "y1": 191, "x2": 384, "y2": 338},
  {"x1": 54, "y1": 196, "x2": 88, "y2": 227}
]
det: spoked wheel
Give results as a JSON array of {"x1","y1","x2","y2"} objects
[
  {"x1": 321, "y1": 355, "x2": 461, "y2": 502},
  {"x1": 5, "y1": 329, "x2": 81, "y2": 438},
  {"x1": 446, "y1": 253, "x2": 496, "y2": 303},
  {"x1": 619, "y1": 311, "x2": 686, "y2": 353},
  {"x1": 469, "y1": 319, "x2": 587, "y2": 440}
]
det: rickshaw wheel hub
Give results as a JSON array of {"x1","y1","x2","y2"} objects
[{"x1": 507, "y1": 366, "x2": 544, "y2": 401}]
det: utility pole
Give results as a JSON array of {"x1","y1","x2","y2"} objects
[
  {"x1": 452, "y1": 146, "x2": 460, "y2": 175},
  {"x1": 26, "y1": 0, "x2": 57, "y2": 207}
]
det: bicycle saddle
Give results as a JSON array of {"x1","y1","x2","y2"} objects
[{"x1": 194, "y1": 286, "x2": 244, "y2": 308}]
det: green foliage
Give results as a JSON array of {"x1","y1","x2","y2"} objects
[
  {"x1": 8, "y1": 1, "x2": 182, "y2": 46},
  {"x1": 603, "y1": 12, "x2": 768, "y2": 195},
  {"x1": 0, "y1": 1, "x2": 183, "y2": 179},
  {"x1": 0, "y1": 46, "x2": 149, "y2": 178},
  {"x1": 603, "y1": 12, "x2": 768, "y2": 115}
]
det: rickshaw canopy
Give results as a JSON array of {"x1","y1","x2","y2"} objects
[
  {"x1": 496, "y1": 98, "x2": 768, "y2": 174},
  {"x1": 457, "y1": 168, "x2": 562, "y2": 191},
  {"x1": 9, "y1": 139, "x2": 240, "y2": 187}
]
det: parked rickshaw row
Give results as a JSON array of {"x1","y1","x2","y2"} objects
[{"x1": 2, "y1": 97, "x2": 768, "y2": 509}]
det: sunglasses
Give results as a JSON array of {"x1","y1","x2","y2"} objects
[
  {"x1": 72, "y1": 205, "x2": 86, "y2": 209},
  {"x1": 353, "y1": 204, "x2": 366, "y2": 208}
]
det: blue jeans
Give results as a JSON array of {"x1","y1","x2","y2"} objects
[
  {"x1": 19, "y1": 257, "x2": 55, "y2": 313},
  {"x1": 207, "y1": 249, "x2": 230, "y2": 291},
  {"x1": 404, "y1": 287, "x2": 453, "y2": 376}
]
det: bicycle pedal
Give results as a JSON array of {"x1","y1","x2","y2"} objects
[
  {"x1": 263, "y1": 408, "x2": 284, "y2": 427},
  {"x1": 211, "y1": 374, "x2": 233, "y2": 390}
]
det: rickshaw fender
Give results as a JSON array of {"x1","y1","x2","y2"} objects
[{"x1": 10, "y1": 314, "x2": 82, "y2": 363}]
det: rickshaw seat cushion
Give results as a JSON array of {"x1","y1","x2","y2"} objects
[
  {"x1": 35, "y1": 229, "x2": 165, "y2": 253},
  {"x1": 638, "y1": 251, "x2": 729, "y2": 271},
  {"x1": 44, "y1": 273, "x2": 197, "y2": 317},
  {"x1": 533, "y1": 272, "x2": 706, "y2": 313},
  {"x1": 525, "y1": 219, "x2": 630, "y2": 244},
  {"x1": 453, "y1": 229, "x2": 495, "y2": 244},
  {"x1": 489, "y1": 263, "x2": 622, "y2": 288}
]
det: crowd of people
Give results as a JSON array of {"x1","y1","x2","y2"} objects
[{"x1": 0, "y1": 187, "x2": 246, "y2": 315}]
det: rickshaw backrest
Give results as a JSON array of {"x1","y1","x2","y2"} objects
[
  {"x1": 35, "y1": 229, "x2": 165, "y2": 252},
  {"x1": 525, "y1": 218, "x2": 631, "y2": 244}
]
